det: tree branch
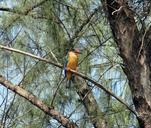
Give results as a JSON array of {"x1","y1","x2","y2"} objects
[
  {"x1": 69, "y1": 6, "x2": 101, "y2": 45},
  {"x1": 0, "y1": 0, "x2": 48, "y2": 15},
  {"x1": 0, "y1": 75, "x2": 78, "y2": 128},
  {"x1": 0, "y1": 45, "x2": 62, "y2": 68},
  {"x1": 0, "y1": 44, "x2": 137, "y2": 116},
  {"x1": 75, "y1": 77, "x2": 107, "y2": 127}
]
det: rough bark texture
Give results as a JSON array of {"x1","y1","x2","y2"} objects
[
  {"x1": 0, "y1": 75, "x2": 78, "y2": 128},
  {"x1": 75, "y1": 77, "x2": 108, "y2": 128},
  {"x1": 103, "y1": 0, "x2": 151, "y2": 127}
]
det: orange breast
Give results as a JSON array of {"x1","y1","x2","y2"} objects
[{"x1": 66, "y1": 51, "x2": 78, "y2": 80}]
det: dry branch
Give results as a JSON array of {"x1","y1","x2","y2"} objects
[{"x1": 0, "y1": 75, "x2": 78, "y2": 128}]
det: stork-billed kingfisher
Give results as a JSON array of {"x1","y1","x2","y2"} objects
[{"x1": 64, "y1": 48, "x2": 81, "y2": 85}]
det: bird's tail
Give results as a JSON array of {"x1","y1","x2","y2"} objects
[
  {"x1": 66, "y1": 79, "x2": 71, "y2": 88},
  {"x1": 66, "y1": 74, "x2": 75, "y2": 88}
]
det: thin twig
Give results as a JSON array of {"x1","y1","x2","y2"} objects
[
  {"x1": 0, "y1": 0, "x2": 49, "y2": 15},
  {"x1": 50, "y1": 77, "x2": 65, "y2": 107}
]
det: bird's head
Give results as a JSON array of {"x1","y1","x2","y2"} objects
[{"x1": 73, "y1": 48, "x2": 81, "y2": 55}]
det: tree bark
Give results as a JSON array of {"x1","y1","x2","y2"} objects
[
  {"x1": 75, "y1": 77, "x2": 108, "y2": 128},
  {"x1": 0, "y1": 75, "x2": 78, "y2": 128},
  {"x1": 102, "y1": 0, "x2": 151, "y2": 127}
]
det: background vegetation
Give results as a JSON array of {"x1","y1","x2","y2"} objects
[{"x1": 0, "y1": 0, "x2": 150, "y2": 128}]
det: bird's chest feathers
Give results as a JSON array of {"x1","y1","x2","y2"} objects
[{"x1": 67, "y1": 52, "x2": 78, "y2": 69}]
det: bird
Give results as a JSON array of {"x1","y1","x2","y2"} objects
[{"x1": 64, "y1": 48, "x2": 81, "y2": 87}]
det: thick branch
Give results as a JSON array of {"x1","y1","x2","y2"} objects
[
  {"x1": 75, "y1": 77, "x2": 107, "y2": 128},
  {"x1": 0, "y1": 45, "x2": 137, "y2": 116},
  {"x1": 0, "y1": 75, "x2": 78, "y2": 128}
]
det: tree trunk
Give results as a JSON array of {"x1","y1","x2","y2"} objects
[
  {"x1": 75, "y1": 77, "x2": 108, "y2": 128},
  {"x1": 102, "y1": 0, "x2": 151, "y2": 127}
]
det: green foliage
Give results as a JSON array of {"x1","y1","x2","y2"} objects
[{"x1": 1, "y1": 0, "x2": 149, "y2": 127}]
